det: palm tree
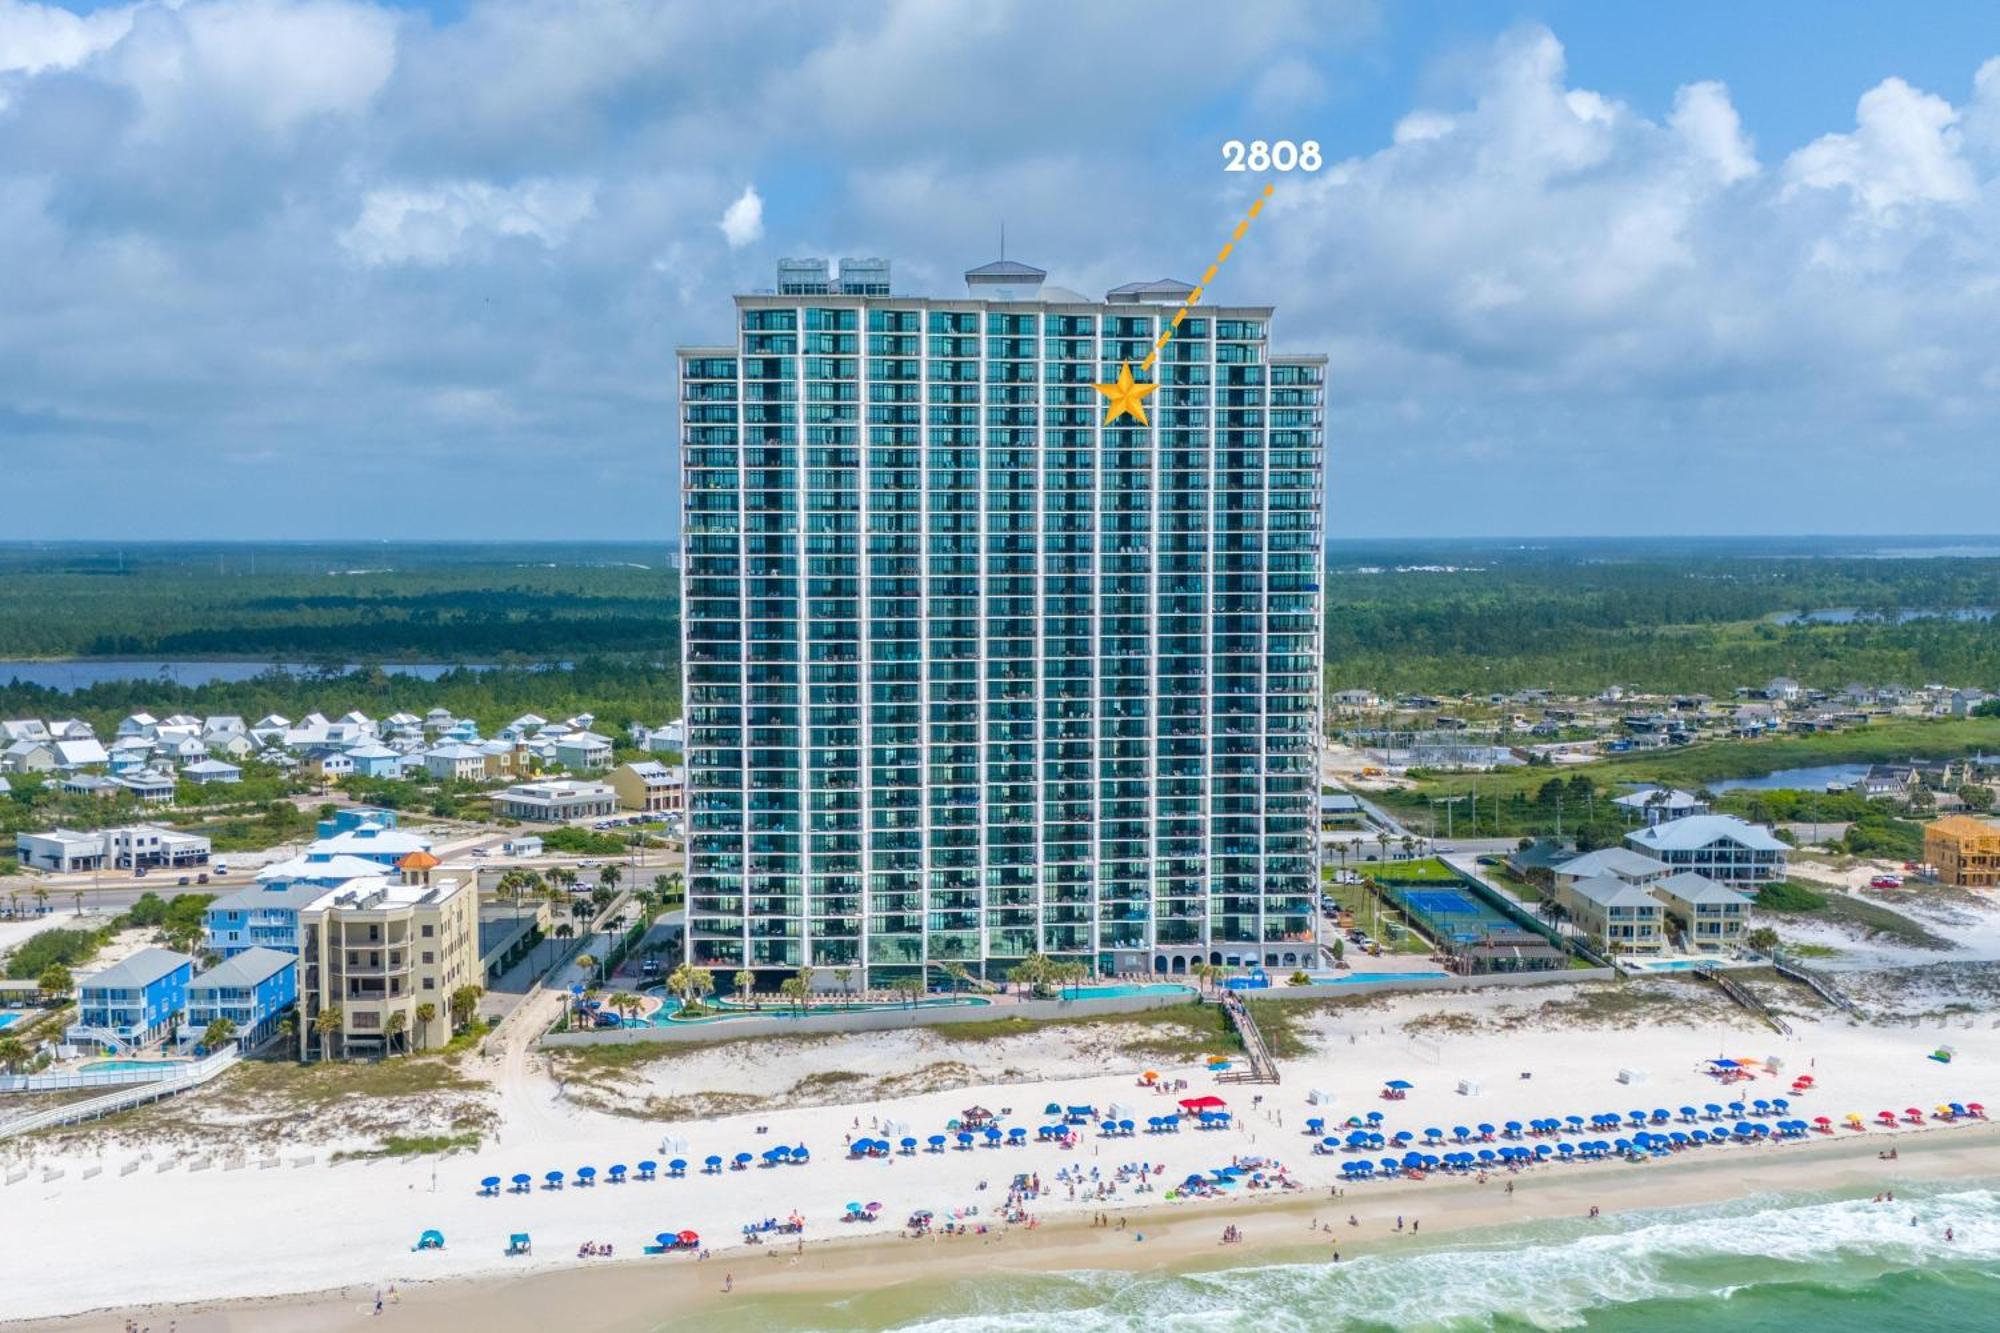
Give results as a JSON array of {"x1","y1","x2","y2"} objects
[
  {"x1": 313, "y1": 1008, "x2": 344, "y2": 1061},
  {"x1": 792, "y1": 965, "x2": 816, "y2": 1011},
  {"x1": 834, "y1": 966, "x2": 854, "y2": 999},
  {"x1": 575, "y1": 954, "x2": 599, "y2": 989},
  {"x1": 939, "y1": 962, "x2": 971, "y2": 997},
  {"x1": 599, "y1": 864, "x2": 621, "y2": 893},
  {"x1": 607, "y1": 991, "x2": 642, "y2": 1024},
  {"x1": 777, "y1": 976, "x2": 808, "y2": 1015},
  {"x1": 733, "y1": 969, "x2": 755, "y2": 1007},
  {"x1": 413, "y1": 1002, "x2": 438, "y2": 1052},
  {"x1": 384, "y1": 1009, "x2": 408, "y2": 1056},
  {"x1": 37, "y1": 963, "x2": 72, "y2": 1000},
  {"x1": 200, "y1": 1017, "x2": 237, "y2": 1051},
  {"x1": 70, "y1": 889, "x2": 84, "y2": 915},
  {"x1": 31, "y1": 886, "x2": 49, "y2": 915},
  {"x1": 0, "y1": 1036, "x2": 29, "y2": 1074},
  {"x1": 447, "y1": 984, "x2": 484, "y2": 1031}
]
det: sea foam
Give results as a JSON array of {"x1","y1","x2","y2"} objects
[{"x1": 862, "y1": 1188, "x2": 2000, "y2": 1333}]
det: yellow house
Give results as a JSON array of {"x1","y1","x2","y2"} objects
[{"x1": 1925, "y1": 815, "x2": 2000, "y2": 888}]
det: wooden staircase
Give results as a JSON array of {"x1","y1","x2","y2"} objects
[{"x1": 1216, "y1": 994, "x2": 1281, "y2": 1085}]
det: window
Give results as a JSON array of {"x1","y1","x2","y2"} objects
[
  {"x1": 422, "y1": 977, "x2": 435, "y2": 990},
  {"x1": 421, "y1": 924, "x2": 434, "y2": 937}
]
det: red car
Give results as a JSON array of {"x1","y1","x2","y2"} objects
[{"x1": 1869, "y1": 875, "x2": 1904, "y2": 889}]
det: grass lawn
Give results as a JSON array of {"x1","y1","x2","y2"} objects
[
  {"x1": 1757, "y1": 880, "x2": 1955, "y2": 951},
  {"x1": 1318, "y1": 870, "x2": 1438, "y2": 955},
  {"x1": 1350, "y1": 858, "x2": 1458, "y2": 882}
]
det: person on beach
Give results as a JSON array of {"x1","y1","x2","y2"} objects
[{"x1": 724, "y1": 1274, "x2": 734, "y2": 1292}]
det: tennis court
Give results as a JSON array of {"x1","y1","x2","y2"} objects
[{"x1": 1386, "y1": 884, "x2": 1519, "y2": 944}]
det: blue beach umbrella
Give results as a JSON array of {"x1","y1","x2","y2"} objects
[
  {"x1": 544, "y1": 1170, "x2": 564, "y2": 1187},
  {"x1": 480, "y1": 1176, "x2": 501, "y2": 1193},
  {"x1": 668, "y1": 1159, "x2": 686, "y2": 1175},
  {"x1": 510, "y1": 1172, "x2": 531, "y2": 1191}
]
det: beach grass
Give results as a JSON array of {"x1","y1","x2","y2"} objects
[
  {"x1": 333, "y1": 1131, "x2": 484, "y2": 1161},
  {"x1": 1762, "y1": 880, "x2": 1955, "y2": 951}
]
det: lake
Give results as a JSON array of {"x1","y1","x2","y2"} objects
[
  {"x1": 1709, "y1": 763, "x2": 1872, "y2": 792},
  {"x1": 0, "y1": 659, "x2": 499, "y2": 691}
]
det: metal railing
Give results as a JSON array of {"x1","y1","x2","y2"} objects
[{"x1": 0, "y1": 1047, "x2": 240, "y2": 1141}]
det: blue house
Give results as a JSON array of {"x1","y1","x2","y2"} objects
[
  {"x1": 344, "y1": 745, "x2": 407, "y2": 779},
  {"x1": 69, "y1": 947, "x2": 194, "y2": 1050},
  {"x1": 184, "y1": 948, "x2": 298, "y2": 1048},
  {"x1": 314, "y1": 806, "x2": 401, "y2": 840},
  {"x1": 303, "y1": 820, "x2": 433, "y2": 869}
]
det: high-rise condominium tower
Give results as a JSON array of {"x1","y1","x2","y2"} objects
[{"x1": 678, "y1": 256, "x2": 1325, "y2": 985}]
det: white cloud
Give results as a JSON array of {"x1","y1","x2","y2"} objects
[
  {"x1": 0, "y1": 0, "x2": 138, "y2": 75},
  {"x1": 342, "y1": 178, "x2": 596, "y2": 265},
  {"x1": 1786, "y1": 76, "x2": 1976, "y2": 217},
  {"x1": 1671, "y1": 80, "x2": 1758, "y2": 183},
  {"x1": 717, "y1": 184, "x2": 763, "y2": 250}
]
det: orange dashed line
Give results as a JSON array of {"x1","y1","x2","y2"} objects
[{"x1": 1131, "y1": 184, "x2": 1276, "y2": 380}]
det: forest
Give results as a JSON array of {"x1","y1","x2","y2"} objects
[{"x1": 0, "y1": 539, "x2": 1996, "y2": 709}]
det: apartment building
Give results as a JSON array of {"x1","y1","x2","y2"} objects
[
  {"x1": 608, "y1": 760, "x2": 684, "y2": 815},
  {"x1": 295, "y1": 853, "x2": 479, "y2": 1058},
  {"x1": 678, "y1": 256, "x2": 1326, "y2": 981}
]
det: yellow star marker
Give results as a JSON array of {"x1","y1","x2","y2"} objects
[{"x1": 1094, "y1": 361, "x2": 1159, "y2": 426}]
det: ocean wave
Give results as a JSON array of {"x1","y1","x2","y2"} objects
[{"x1": 858, "y1": 1188, "x2": 2000, "y2": 1333}]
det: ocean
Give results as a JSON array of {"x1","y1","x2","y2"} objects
[{"x1": 687, "y1": 1184, "x2": 2000, "y2": 1332}]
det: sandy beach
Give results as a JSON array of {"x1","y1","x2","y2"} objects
[{"x1": 4, "y1": 975, "x2": 1995, "y2": 1330}]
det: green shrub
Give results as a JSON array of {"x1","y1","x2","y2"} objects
[{"x1": 1757, "y1": 881, "x2": 1829, "y2": 913}]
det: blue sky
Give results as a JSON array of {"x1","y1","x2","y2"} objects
[{"x1": 3, "y1": 0, "x2": 1999, "y2": 539}]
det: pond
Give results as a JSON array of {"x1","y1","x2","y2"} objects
[{"x1": 1708, "y1": 764, "x2": 1871, "y2": 793}]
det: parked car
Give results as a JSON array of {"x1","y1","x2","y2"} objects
[
  {"x1": 1869, "y1": 874, "x2": 1904, "y2": 889},
  {"x1": 197, "y1": 873, "x2": 209, "y2": 885},
  {"x1": 177, "y1": 876, "x2": 190, "y2": 886}
]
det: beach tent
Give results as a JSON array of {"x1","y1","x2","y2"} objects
[
  {"x1": 508, "y1": 1234, "x2": 531, "y2": 1256},
  {"x1": 414, "y1": 1230, "x2": 444, "y2": 1251},
  {"x1": 1179, "y1": 1096, "x2": 1227, "y2": 1111}
]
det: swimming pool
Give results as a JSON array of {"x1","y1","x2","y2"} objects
[
  {"x1": 1059, "y1": 983, "x2": 1196, "y2": 1000},
  {"x1": 79, "y1": 1059, "x2": 187, "y2": 1073},
  {"x1": 0, "y1": 1013, "x2": 22, "y2": 1030},
  {"x1": 1308, "y1": 971, "x2": 1451, "y2": 986},
  {"x1": 1629, "y1": 959, "x2": 1713, "y2": 973},
  {"x1": 647, "y1": 994, "x2": 994, "y2": 1025}
]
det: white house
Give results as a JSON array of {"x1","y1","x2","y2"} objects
[
  {"x1": 116, "y1": 713, "x2": 159, "y2": 739},
  {"x1": 182, "y1": 758, "x2": 244, "y2": 786},
  {"x1": 50, "y1": 738, "x2": 110, "y2": 770},
  {"x1": 1625, "y1": 815, "x2": 1789, "y2": 889},
  {"x1": 490, "y1": 778, "x2": 617, "y2": 822},
  {"x1": 1612, "y1": 787, "x2": 1711, "y2": 826},
  {"x1": 0, "y1": 720, "x2": 50, "y2": 743},
  {"x1": 553, "y1": 731, "x2": 614, "y2": 772},
  {"x1": 1, "y1": 739, "x2": 56, "y2": 774},
  {"x1": 424, "y1": 743, "x2": 488, "y2": 782}
]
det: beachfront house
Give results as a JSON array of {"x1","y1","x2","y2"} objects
[
  {"x1": 1556, "y1": 876, "x2": 1667, "y2": 955},
  {"x1": 1649, "y1": 871, "x2": 1754, "y2": 952},
  {"x1": 1924, "y1": 816, "x2": 2000, "y2": 889},
  {"x1": 204, "y1": 869, "x2": 374, "y2": 958},
  {"x1": 1612, "y1": 787, "x2": 1711, "y2": 826},
  {"x1": 69, "y1": 947, "x2": 195, "y2": 1051},
  {"x1": 490, "y1": 777, "x2": 617, "y2": 823},
  {"x1": 1624, "y1": 815, "x2": 1789, "y2": 889},
  {"x1": 1551, "y1": 846, "x2": 1668, "y2": 892},
  {"x1": 183, "y1": 947, "x2": 298, "y2": 1048},
  {"x1": 607, "y1": 760, "x2": 683, "y2": 815}
]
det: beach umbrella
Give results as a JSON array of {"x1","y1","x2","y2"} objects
[
  {"x1": 577, "y1": 1166, "x2": 597, "y2": 1183},
  {"x1": 667, "y1": 1159, "x2": 686, "y2": 1175},
  {"x1": 638, "y1": 1160, "x2": 657, "y2": 1178},
  {"x1": 481, "y1": 1175, "x2": 501, "y2": 1194},
  {"x1": 1321, "y1": 1136, "x2": 1339, "y2": 1149},
  {"x1": 762, "y1": 1148, "x2": 787, "y2": 1162},
  {"x1": 1951, "y1": 1103, "x2": 1968, "y2": 1116},
  {"x1": 794, "y1": 1144, "x2": 810, "y2": 1161},
  {"x1": 1813, "y1": 1116, "x2": 1833, "y2": 1131},
  {"x1": 1452, "y1": 1126, "x2": 1470, "y2": 1141},
  {"x1": 1970, "y1": 1103, "x2": 1986, "y2": 1117},
  {"x1": 1045, "y1": 1103, "x2": 1063, "y2": 1116},
  {"x1": 1385, "y1": 1080, "x2": 1413, "y2": 1090},
  {"x1": 1534, "y1": 1144, "x2": 1553, "y2": 1157},
  {"x1": 1752, "y1": 1099, "x2": 1771, "y2": 1113},
  {"x1": 544, "y1": 1170, "x2": 563, "y2": 1186},
  {"x1": 1565, "y1": 1115, "x2": 1585, "y2": 1129},
  {"x1": 845, "y1": 1201, "x2": 862, "y2": 1213},
  {"x1": 1771, "y1": 1098, "x2": 1791, "y2": 1112},
  {"x1": 928, "y1": 1134, "x2": 947, "y2": 1149},
  {"x1": 1424, "y1": 1128, "x2": 1444, "y2": 1143},
  {"x1": 1392, "y1": 1131, "x2": 1413, "y2": 1144},
  {"x1": 1183, "y1": 1173, "x2": 1207, "y2": 1187},
  {"x1": 1727, "y1": 1102, "x2": 1746, "y2": 1116},
  {"x1": 733, "y1": 1152, "x2": 753, "y2": 1167},
  {"x1": 1307, "y1": 1118, "x2": 1326, "y2": 1133},
  {"x1": 1477, "y1": 1148, "x2": 1497, "y2": 1162},
  {"x1": 1679, "y1": 1106, "x2": 1698, "y2": 1121},
  {"x1": 1009, "y1": 1127, "x2": 1027, "y2": 1141},
  {"x1": 1704, "y1": 1104, "x2": 1723, "y2": 1119},
  {"x1": 956, "y1": 1132, "x2": 974, "y2": 1147},
  {"x1": 1652, "y1": 1109, "x2": 1671, "y2": 1122},
  {"x1": 1627, "y1": 1112, "x2": 1647, "y2": 1126},
  {"x1": 609, "y1": 1164, "x2": 628, "y2": 1180},
  {"x1": 985, "y1": 1127, "x2": 1004, "y2": 1140},
  {"x1": 900, "y1": 1137, "x2": 917, "y2": 1152},
  {"x1": 1557, "y1": 1143, "x2": 1574, "y2": 1157},
  {"x1": 510, "y1": 1172, "x2": 531, "y2": 1191},
  {"x1": 1366, "y1": 1111, "x2": 1384, "y2": 1124},
  {"x1": 1503, "y1": 1121, "x2": 1522, "y2": 1136},
  {"x1": 1477, "y1": 1123, "x2": 1495, "y2": 1137},
  {"x1": 679, "y1": 1231, "x2": 699, "y2": 1245},
  {"x1": 704, "y1": 1155, "x2": 723, "y2": 1171}
]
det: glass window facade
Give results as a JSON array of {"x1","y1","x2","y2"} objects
[{"x1": 679, "y1": 267, "x2": 1326, "y2": 984}]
